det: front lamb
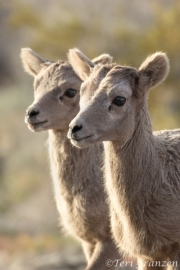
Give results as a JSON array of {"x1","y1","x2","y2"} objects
[{"x1": 68, "y1": 48, "x2": 180, "y2": 270}]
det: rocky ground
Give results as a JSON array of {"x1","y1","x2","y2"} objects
[
  {"x1": 0, "y1": 247, "x2": 132, "y2": 270},
  {"x1": 0, "y1": 247, "x2": 86, "y2": 270}
]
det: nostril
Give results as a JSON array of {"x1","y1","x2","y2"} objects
[
  {"x1": 28, "y1": 109, "x2": 39, "y2": 118},
  {"x1": 72, "y1": 125, "x2": 82, "y2": 134}
]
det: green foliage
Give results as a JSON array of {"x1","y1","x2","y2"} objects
[{"x1": 8, "y1": 1, "x2": 89, "y2": 59}]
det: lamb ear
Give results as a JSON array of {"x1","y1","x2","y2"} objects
[
  {"x1": 68, "y1": 48, "x2": 94, "y2": 81},
  {"x1": 138, "y1": 52, "x2": 170, "y2": 93},
  {"x1": 92, "y1": 54, "x2": 113, "y2": 65},
  {"x1": 20, "y1": 48, "x2": 46, "y2": 77}
]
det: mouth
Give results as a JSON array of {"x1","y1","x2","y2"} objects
[
  {"x1": 71, "y1": 135, "x2": 93, "y2": 141},
  {"x1": 27, "y1": 120, "x2": 48, "y2": 130},
  {"x1": 70, "y1": 134, "x2": 94, "y2": 148}
]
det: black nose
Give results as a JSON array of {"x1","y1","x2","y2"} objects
[
  {"x1": 27, "y1": 109, "x2": 39, "y2": 118},
  {"x1": 72, "y1": 125, "x2": 82, "y2": 134}
]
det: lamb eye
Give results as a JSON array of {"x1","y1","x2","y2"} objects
[
  {"x1": 64, "y1": 88, "x2": 77, "y2": 98},
  {"x1": 112, "y1": 96, "x2": 126, "y2": 106}
]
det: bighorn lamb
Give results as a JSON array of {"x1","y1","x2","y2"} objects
[
  {"x1": 20, "y1": 48, "x2": 121, "y2": 270},
  {"x1": 68, "y1": 48, "x2": 180, "y2": 269}
]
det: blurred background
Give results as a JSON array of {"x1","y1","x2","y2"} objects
[{"x1": 0, "y1": 0, "x2": 180, "y2": 269}]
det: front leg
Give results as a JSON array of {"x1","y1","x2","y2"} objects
[
  {"x1": 82, "y1": 241, "x2": 95, "y2": 262},
  {"x1": 86, "y1": 239, "x2": 122, "y2": 270}
]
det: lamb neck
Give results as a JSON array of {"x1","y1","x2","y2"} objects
[
  {"x1": 104, "y1": 106, "x2": 163, "y2": 246},
  {"x1": 48, "y1": 129, "x2": 103, "y2": 207}
]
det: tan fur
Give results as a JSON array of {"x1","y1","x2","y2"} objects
[
  {"x1": 20, "y1": 48, "x2": 120, "y2": 270},
  {"x1": 68, "y1": 49, "x2": 180, "y2": 269}
]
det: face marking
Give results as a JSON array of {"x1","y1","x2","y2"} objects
[{"x1": 110, "y1": 81, "x2": 132, "y2": 96}]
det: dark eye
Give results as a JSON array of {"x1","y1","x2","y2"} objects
[
  {"x1": 112, "y1": 96, "x2": 126, "y2": 106},
  {"x1": 64, "y1": 89, "x2": 77, "y2": 98}
]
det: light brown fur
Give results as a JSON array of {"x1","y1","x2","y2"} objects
[
  {"x1": 20, "y1": 48, "x2": 120, "y2": 270},
  {"x1": 68, "y1": 49, "x2": 180, "y2": 269}
]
